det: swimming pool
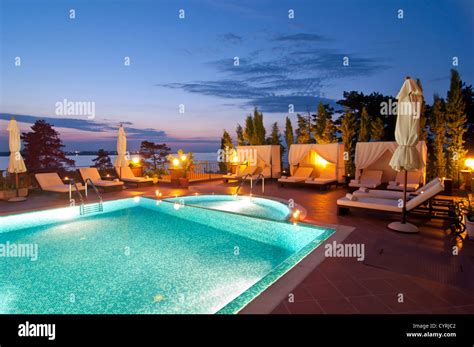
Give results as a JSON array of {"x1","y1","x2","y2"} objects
[
  {"x1": 165, "y1": 194, "x2": 291, "y2": 220},
  {"x1": 0, "y1": 197, "x2": 334, "y2": 314}
]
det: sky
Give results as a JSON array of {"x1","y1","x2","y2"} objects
[{"x1": 0, "y1": 0, "x2": 473, "y2": 152}]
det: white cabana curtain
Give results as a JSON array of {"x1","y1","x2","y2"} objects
[
  {"x1": 354, "y1": 142, "x2": 397, "y2": 179},
  {"x1": 288, "y1": 143, "x2": 344, "y2": 181},
  {"x1": 114, "y1": 125, "x2": 129, "y2": 176},
  {"x1": 7, "y1": 119, "x2": 27, "y2": 174},
  {"x1": 237, "y1": 145, "x2": 276, "y2": 177},
  {"x1": 389, "y1": 78, "x2": 424, "y2": 171}
]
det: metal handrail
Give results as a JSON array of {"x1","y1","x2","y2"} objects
[
  {"x1": 235, "y1": 173, "x2": 252, "y2": 195},
  {"x1": 250, "y1": 173, "x2": 265, "y2": 194},
  {"x1": 69, "y1": 178, "x2": 85, "y2": 205},
  {"x1": 84, "y1": 178, "x2": 103, "y2": 203}
]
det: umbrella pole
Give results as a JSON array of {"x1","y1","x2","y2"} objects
[
  {"x1": 15, "y1": 172, "x2": 19, "y2": 198},
  {"x1": 388, "y1": 169, "x2": 419, "y2": 233},
  {"x1": 401, "y1": 169, "x2": 407, "y2": 224}
]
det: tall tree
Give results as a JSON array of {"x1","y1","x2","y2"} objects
[
  {"x1": 416, "y1": 79, "x2": 429, "y2": 143},
  {"x1": 139, "y1": 141, "x2": 171, "y2": 172},
  {"x1": 358, "y1": 107, "x2": 370, "y2": 142},
  {"x1": 284, "y1": 116, "x2": 294, "y2": 149},
  {"x1": 295, "y1": 113, "x2": 311, "y2": 144},
  {"x1": 313, "y1": 102, "x2": 335, "y2": 144},
  {"x1": 445, "y1": 69, "x2": 467, "y2": 184},
  {"x1": 21, "y1": 120, "x2": 75, "y2": 172},
  {"x1": 236, "y1": 124, "x2": 245, "y2": 146},
  {"x1": 371, "y1": 116, "x2": 385, "y2": 140},
  {"x1": 92, "y1": 149, "x2": 112, "y2": 170},
  {"x1": 252, "y1": 108, "x2": 266, "y2": 145},
  {"x1": 462, "y1": 83, "x2": 474, "y2": 152},
  {"x1": 429, "y1": 95, "x2": 447, "y2": 178},
  {"x1": 243, "y1": 115, "x2": 255, "y2": 145},
  {"x1": 219, "y1": 129, "x2": 234, "y2": 172},
  {"x1": 268, "y1": 122, "x2": 284, "y2": 165},
  {"x1": 338, "y1": 111, "x2": 357, "y2": 176}
]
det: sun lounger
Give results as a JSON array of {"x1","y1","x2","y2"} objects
[
  {"x1": 35, "y1": 173, "x2": 85, "y2": 196},
  {"x1": 79, "y1": 168, "x2": 124, "y2": 191},
  {"x1": 337, "y1": 179, "x2": 444, "y2": 215},
  {"x1": 278, "y1": 167, "x2": 313, "y2": 186},
  {"x1": 223, "y1": 166, "x2": 258, "y2": 182},
  {"x1": 353, "y1": 178, "x2": 442, "y2": 200},
  {"x1": 115, "y1": 167, "x2": 153, "y2": 187},
  {"x1": 348, "y1": 169, "x2": 383, "y2": 189},
  {"x1": 305, "y1": 170, "x2": 337, "y2": 189},
  {"x1": 387, "y1": 171, "x2": 421, "y2": 191}
]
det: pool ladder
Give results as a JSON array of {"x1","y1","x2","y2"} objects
[
  {"x1": 70, "y1": 178, "x2": 103, "y2": 215},
  {"x1": 250, "y1": 173, "x2": 265, "y2": 194},
  {"x1": 235, "y1": 173, "x2": 251, "y2": 195}
]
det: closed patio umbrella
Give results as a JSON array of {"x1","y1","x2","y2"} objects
[
  {"x1": 114, "y1": 124, "x2": 129, "y2": 179},
  {"x1": 7, "y1": 118, "x2": 27, "y2": 202},
  {"x1": 388, "y1": 77, "x2": 424, "y2": 233}
]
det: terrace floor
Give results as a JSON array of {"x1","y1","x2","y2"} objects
[{"x1": 1, "y1": 179, "x2": 473, "y2": 314}]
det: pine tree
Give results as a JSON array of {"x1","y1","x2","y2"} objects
[
  {"x1": 295, "y1": 113, "x2": 311, "y2": 144},
  {"x1": 243, "y1": 115, "x2": 254, "y2": 145},
  {"x1": 446, "y1": 69, "x2": 467, "y2": 184},
  {"x1": 21, "y1": 120, "x2": 75, "y2": 172},
  {"x1": 219, "y1": 130, "x2": 234, "y2": 172},
  {"x1": 236, "y1": 124, "x2": 245, "y2": 146},
  {"x1": 252, "y1": 108, "x2": 266, "y2": 145},
  {"x1": 284, "y1": 116, "x2": 294, "y2": 149},
  {"x1": 416, "y1": 79, "x2": 429, "y2": 143},
  {"x1": 370, "y1": 117, "x2": 384, "y2": 140},
  {"x1": 139, "y1": 141, "x2": 171, "y2": 173},
  {"x1": 313, "y1": 102, "x2": 336, "y2": 144},
  {"x1": 429, "y1": 95, "x2": 447, "y2": 178},
  {"x1": 358, "y1": 107, "x2": 370, "y2": 142},
  {"x1": 92, "y1": 149, "x2": 112, "y2": 170},
  {"x1": 338, "y1": 111, "x2": 357, "y2": 176},
  {"x1": 268, "y1": 122, "x2": 284, "y2": 165}
]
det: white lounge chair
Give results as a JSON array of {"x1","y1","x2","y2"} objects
[
  {"x1": 349, "y1": 170, "x2": 383, "y2": 189},
  {"x1": 305, "y1": 170, "x2": 337, "y2": 189},
  {"x1": 353, "y1": 178, "x2": 442, "y2": 200},
  {"x1": 79, "y1": 168, "x2": 124, "y2": 191},
  {"x1": 35, "y1": 173, "x2": 85, "y2": 197},
  {"x1": 223, "y1": 165, "x2": 258, "y2": 182},
  {"x1": 337, "y1": 179, "x2": 444, "y2": 215},
  {"x1": 278, "y1": 167, "x2": 314, "y2": 186},
  {"x1": 115, "y1": 166, "x2": 153, "y2": 187},
  {"x1": 387, "y1": 171, "x2": 421, "y2": 191}
]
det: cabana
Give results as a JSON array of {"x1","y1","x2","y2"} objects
[
  {"x1": 352, "y1": 141, "x2": 427, "y2": 187},
  {"x1": 284, "y1": 143, "x2": 345, "y2": 187},
  {"x1": 233, "y1": 145, "x2": 281, "y2": 179}
]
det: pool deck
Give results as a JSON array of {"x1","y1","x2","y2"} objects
[{"x1": 1, "y1": 179, "x2": 473, "y2": 314}]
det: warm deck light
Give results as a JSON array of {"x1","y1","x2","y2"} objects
[
  {"x1": 292, "y1": 209, "x2": 301, "y2": 221},
  {"x1": 466, "y1": 158, "x2": 474, "y2": 171},
  {"x1": 181, "y1": 155, "x2": 187, "y2": 161},
  {"x1": 232, "y1": 155, "x2": 239, "y2": 163},
  {"x1": 132, "y1": 157, "x2": 140, "y2": 165},
  {"x1": 172, "y1": 158, "x2": 180, "y2": 167},
  {"x1": 155, "y1": 190, "x2": 162, "y2": 198}
]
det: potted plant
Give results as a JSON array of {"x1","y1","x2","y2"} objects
[
  {"x1": 0, "y1": 180, "x2": 28, "y2": 201},
  {"x1": 168, "y1": 150, "x2": 194, "y2": 188},
  {"x1": 463, "y1": 194, "x2": 474, "y2": 239}
]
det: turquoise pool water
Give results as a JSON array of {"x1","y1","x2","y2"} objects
[
  {"x1": 0, "y1": 197, "x2": 334, "y2": 314},
  {"x1": 166, "y1": 194, "x2": 290, "y2": 220}
]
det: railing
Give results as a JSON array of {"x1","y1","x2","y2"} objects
[
  {"x1": 250, "y1": 172, "x2": 265, "y2": 194},
  {"x1": 185, "y1": 161, "x2": 223, "y2": 180}
]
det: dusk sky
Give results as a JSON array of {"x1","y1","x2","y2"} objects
[{"x1": 1, "y1": 0, "x2": 473, "y2": 152}]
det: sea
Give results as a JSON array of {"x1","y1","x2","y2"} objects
[{"x1": 0, "y1": 152, "x2": 220, "y2": 171}]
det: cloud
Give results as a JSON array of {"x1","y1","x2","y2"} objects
[
  {"x1": 274, "y1": 33, "x2": 330, "y2": 43},
  {"x1": 159, "y1": 32, "x2": 390, "y2": 113},
  {"x1": 219, "y1": 33, "x2": 243, "y2": 44},
  {"x1": 0, "y1": 113, "x2": 167, "y2": 140}
]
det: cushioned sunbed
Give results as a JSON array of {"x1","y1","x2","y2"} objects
[
  {"x1": 387, "y1": 171, "x2": 421, "y2": 191},
  {"x1": 223, "y1": 166, "x2": 259, "y2": 182},
  {"x1": 349, "y1": 169, "x2": 383, "y2": 189},
  {"x1": 35, "y1": 173, "x2": 85, "y2": 194},
  {"x1": 353, "y1": 178, "x2": 441, "y2": 200},
  {"x1": 278, "y1": 167, "x2": 313, "y2": 185},
  {"x1": 337, "y1": 180, "x2": 444, "y2": 215},
  {"x1": 115, "y1": 167, "x2": 153, "y2": 186},
  {"x1": 79, "y1": 168, "x2": 124, "y2": 191}
]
